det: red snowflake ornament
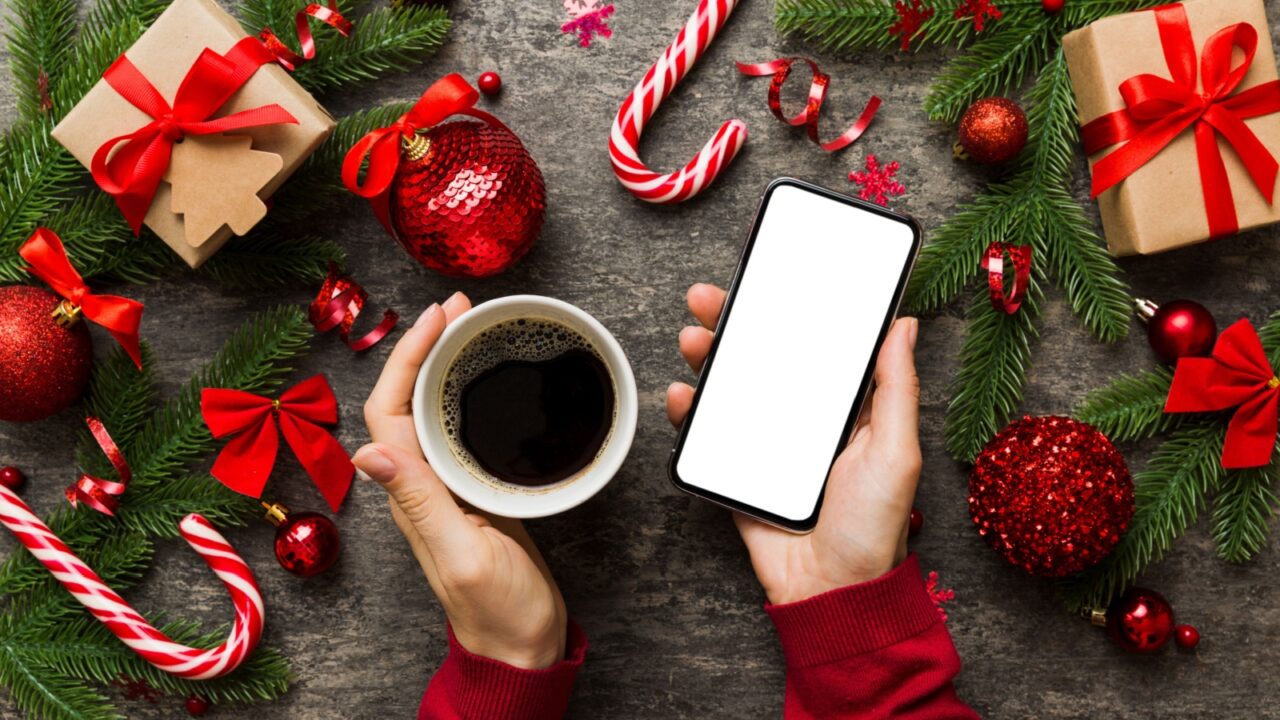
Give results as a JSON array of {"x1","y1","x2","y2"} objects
[
  {"x1": 925, "y1": 571, "x2": 956, "y2": 622},
  {"x1": 562, "y1": 0, "x2": 615, "y2": 48},
  {"x1": 889, "y1": 0, "x2": 935, "y2": 51},
  {"x1": 849, "y1": 154, "x2": 905, "y2": 206},
  {"x1": 954, "y1": 0, "x2": 1002, "y2": 32}
]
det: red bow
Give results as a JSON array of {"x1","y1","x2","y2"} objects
[
  {"x1": 342, "y1": 73, "x2": 498, "y2": 234},
  {"x1": 1165, "y1": 319, "x2": 1279, "y2": 468},
  {"x1": 90, "y1": 36, "x2": 298, "y2": 235},
  {"x1": 19, "y1": 228, "x2": 144, "y2": 369},
  {"x1": 1082, "y1": 4, "x2": 1280, "y2": 238},
  {"x1": 201, "y1": 375, "x2": 353, "y2": 512}
]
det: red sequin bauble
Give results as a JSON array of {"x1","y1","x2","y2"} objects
[
  {"x1": 0, "y1": 285, "x2": 92, "y2": 423},
  {"x1": 1146, "y1": 300, "x2": 1217, "y2": 364},
  {"x1": 969, "y1": 416, "x2": 1134, "y2": 577},
  {"x1": 1107, "y1": 587, "x2": 1175, "y2": 653},
  {"x1": 274, "y1": 511, "x2": 341, "y2": 577},
  {"x1": 390, "y1": 120, "x2": 545, "y2": 278},
  {"x1": 956, "y1": 97, "x2": 1029, "y2": 165}
]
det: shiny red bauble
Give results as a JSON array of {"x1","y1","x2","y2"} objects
[
  {"x1": 1174, "y1": 623, "x2": 1200, "y2": 649},
  {"x1": 969, "y1": 416, "x2": 1134, "y2": 577},
  {"x1": 0, "y1": 466, "x2": 25, "y2": 491},
  {"x1": 1107, "y1": 587, "x2": 1175, "y2": 653},
  {"x1": 0, "y1": 285, "x2": 92, "y2": 422},
  {"x1": 909, "y1": 508, "x2": 924, "y2": 537},
  {"x1": 956, "y1": 98, "x2": 1028, "y2": 165},
  {"x1": 1136, "y1": 299, "x2": 1217, "y2": 364},
  {"x1": 477, "y1": 71, "x2": 502, "y2": 96},
  {"x1": 184, "y1": 694, "x2": 210, "y2": 717},
  {"x1": 1042, "y1": 0, "x2": 1064, "y2": 13},
  {"x1": 271, "y1": 508, "x2": 340, "y2": 577},
  {"x1": 390, "y1": 120, "x2": 545, "y2": 278}
]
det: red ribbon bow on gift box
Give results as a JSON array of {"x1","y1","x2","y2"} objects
[
  {"x1": 1082, "y1": 3, "x2": 1280, "y2": 238},
  {"x1": 90, "y1": 37, "x2": 299, "y2": 235},
  {"x1": 342, "y1": 73, "x2": 501, "y2": 235},
  {"x1": 1165, "y1": 319, "x2": 1280, "y2": 468},
  {"x1": 18, "y1": 228, "x2": 144, "y2": 369},
  {"x1": 201, "y1": 375, "x2": 353, "y2": 512}
]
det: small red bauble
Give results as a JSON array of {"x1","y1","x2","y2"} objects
[
  {"x1": 184, "y1": 694, "x2": 210, "y2": 716},
  {"x1": 955, "y1": 97, "x2": 1028, "y2": 165},
  {"x1": 1175, "y1": 623, "x2": 1200, "y2": 649},
  {"x1": 391, "y1": 120, "x2": 546, "y2": 278},
  {"x1": 1041, "y1": 0, "x2": 1064, "y2": 14},
  {"x1": 909, "y1": 508, "x2": 924, "y2": 537},
  {"x1": 1107, "y1": 587, "x2": 1175, "y2": 653},
  {"x1": 0, "y1": 285, "x2": 93, "y2": 422},
  {"x1": 477, "y1": 71, "x2": 502, "y2": 96},
  {"x1": 1135, "y1": 298, "x2": 1217, "y2": 364},
  {"x1": 0, "y1": 466, "x2": 25, "y2": 491},
  {"x1": 266, "y1": 503, "x2": 340, "y2": 577},
  {"x1": 969, "y1": 416, "x2": 1134, "y2": 577}
]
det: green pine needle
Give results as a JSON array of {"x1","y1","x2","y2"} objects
[
  {"x1": 1212, "y1": 465, "x2": 1278, "y2": 563},
  {"x1": 1074, "y1": 365, "x2": 1178, "y2": 443},
  {"x1": 4, "y1": 0, "x2": 77, "y2": 123},
  {"x1": 289, "y1": 6, "x2": 452, "y2": 93},
  {"x1": 923, "y1": 20, "x2": 1053, "y2": 122}
]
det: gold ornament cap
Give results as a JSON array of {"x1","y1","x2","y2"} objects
[
  {"x1": 403, "y1": 133, "x2": 433, "y2": 162},
  {"x1": 50, "y1": 299, "x2": 83, "y2": 327},
  {"x1": 262, "y1": 501, "x2": 290, "y2": 527}
]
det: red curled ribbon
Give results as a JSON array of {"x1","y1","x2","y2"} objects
[
  {"x1": 981, "y1": 242, "x2": 1032, "y2": 314},
  {"x1": 201, "y1": 375, "x2": 354, "y2": 513},
  {"x1": 309, "y1": 263, "x2": 399, "y2": 351},
  {"x1": 65, "y1": 417, "x2": 131, "y2": 515},
  {"x1": 1165, "y1": 319, "x2": 1279, "y2": 468},
  {"x1": 89, "y1": 36, "x2": 299, "y2": 235},
  {"x1": 735, "y1": 58, "x2": 881, "y2": 152},
  {"x1": 1082, "y1": 3, "x2": 1280, "y2": 238},
  {"x1": 18, "y1": 228, "x2": 145, "y2": 369},
  {"x1": 341, "y1": 73, "x2": 504, "y2": 235},
  {"x1": 258, "y1": 2, "x2": 353, "y2": 72}
]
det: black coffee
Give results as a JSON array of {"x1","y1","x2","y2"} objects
[{"x1": 441, "y1": 319, "x2": 616, "y2": 487}]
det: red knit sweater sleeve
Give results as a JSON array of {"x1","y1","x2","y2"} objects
[
  {"x1": 417, "y1": 623, "x2": 587, "y2": 720},
  {"x1": 765, "y1": 554, "x2": 979, "y2": 720}
]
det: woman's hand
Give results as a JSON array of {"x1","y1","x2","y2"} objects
[
  {"x1": 666, "y1": 284, "x2": 922, "y2": 605},
  {"x1": 354, "y1": 293, "x2": 568, "y2": 669}
]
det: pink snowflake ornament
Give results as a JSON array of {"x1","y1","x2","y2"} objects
[
  {"x1": 889, "y1": 0, "x2": 935, "y2": 52},
  {"x1": 954, "y1": 0, "x2": 1002, "y2": 32},
  {"x1": 562, "y1": 0, "x2": 615, "y2": 48},
  {"x1": 849, "y1": 154, "x2": 906, "y2": 206}
]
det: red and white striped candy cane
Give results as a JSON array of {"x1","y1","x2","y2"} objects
[
  {"x1": 609, "y1": 0, "x2": 747, "y2": 204},
  {"x1": 0, "y1": 485, "x2": 264, "y2": 679}
]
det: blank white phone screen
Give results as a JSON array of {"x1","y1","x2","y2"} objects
[{"x1": 676, "y1": 184, "x2": 916, "y2": 523}]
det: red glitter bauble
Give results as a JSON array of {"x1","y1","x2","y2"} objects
[
  {"x1": 0, "y1": 467, "x2": 25, "y2": 491},
  {"x1": 969, "y1": 416, "x2": 1133, "y2": 577},
  {"x1": 390, "y1": 120, "x2": 545, "y2": 278},
  {"x1": 956, "y1": 97, "x2": 1028, "y2": 165},
  {"x1": 184, "y1": 694, "x2": 211, "y2": 716},
  {"x1": 1107, "y1": 587, "x2": 1174, "y2": 653},
  {"x1": 0, "y1": 285, "x2": 92, "y2": 423},
  {"x1": 477, "y1": 71, "x2": 502, "y2": 96},
  {"x1": 274, "y1": 511, "x2": 340, "y2": 577},
  {"x1": 1138, "y1": 299, "x2": 1217, "y2": 364},
  {"x1": 1174, "y1": 623, "x2": 1200, "y2": 650}
]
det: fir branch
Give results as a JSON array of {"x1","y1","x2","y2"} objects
[
  {"x1": 1060, "y1": 421, "x2": 1227, "y2": 611},
  {"x1": 236, "y1": 0, "x2": 300, "y2": 36},
  {"x1": 1212, "y1": 465, "x2": 1278, "y2": 563},
  {"x1": 923, "y1": 21, "x2": 1053, "y2": 122},
  {"x1": 200, "y1": 234, "x2": 346, "y2": 289},
  {"x1": 1074, "y1": 366, "x2": 1177, "y2": 443},
  {"x1": 116, "y1": 475, "x2": 260, "y2": 539},
  {"x1": 775, "y1": 0, "x2": 981, "y2": 54},
  {"x1": 0, "y1": 653, "x2": 118, "y2": 720},
  {"x1": 1038, "y1": 187, "x2": 1129, "y2": 341},
  {"x1": 290, "y1": 6, "x2": 452, "y2": 93},
  {"x1": 76, "y1": 345, "x2": 156, "y2": 478},
  {"x1": 0, "y1": 118, "x2": 81, "y2": 260},
  {"x1": 4, "y1": 0, "x2": 76, "y2": 122}
]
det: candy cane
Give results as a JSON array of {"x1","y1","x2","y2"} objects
[
  {"x1": 609, "y1": 0, "x2": 747, "y2": 204},
  {"x1": 0, "y1": 486, "x2": 264, "y2": 679}
]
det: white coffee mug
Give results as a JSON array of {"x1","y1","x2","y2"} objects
[{"x1": 412, "y1": 295, "x2": 638, "y2": 518}]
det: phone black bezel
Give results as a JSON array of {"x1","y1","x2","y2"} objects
[{"x1": 667, "y1": 177, "x2": 924, "y2": 533}]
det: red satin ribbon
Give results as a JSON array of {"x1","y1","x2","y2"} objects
[
  {"x1": 202, "y1": 375, "x2": 353, "y2": 513},
  {"x1": 65, "y1": 417, "x2": 131, "y2": 516},
  {"x1": 342, "y1": 73, "x2": 502, "y2": 235},
  {"x1": 1165, "y1": 319, "x2": 1279, "y2": 468},
  {"x1": 89, "y1": 36, "x2": 299, "y2": 235},
  {"x1": 981, "y1": 242, "x2": 1032, "y2": 314},
  {"x1": 1082, "y1": 4, "x2": 1280, "y2": 238},
  {"x1": 735, "y1": 58, "x2": 881, "y2": 152},
  {"x1": 258, "y1": 2, "x2": 353, "y2": 72},
  {"x1": 18, "y1": 228, "x2": 145, "y2": 369},
  {"x1": 309, "y1": 263, "x2": 399, "y2": 351}
]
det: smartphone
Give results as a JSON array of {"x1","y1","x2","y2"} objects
[{"x1": 668, "y1": 177, "x2": 922, "y2": 533}]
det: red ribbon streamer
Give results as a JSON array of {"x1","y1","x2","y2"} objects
[
  {"x1": 258, "y1": 2, "x2": 353, "y2": 72},
  {"x1": 65, "y1": 417, "x2": 131, "y2": 516},
  {"x1": 980, "y1": 242, "x2": 1032, "y2": 314},
  {"x1": 89, "y1": 37, "x2": 299, "y2": 235},
  {"x1": 201, "y1": 375, "x2": 353, "y2": 513},
  {"x1": 735, "y1": 58, "x2": 881, "y2": 152},
  {"x1": 341, "y1": 73, "x2": 505, "y2": 235},
  {"x1": 1165, "y1": 319, "x2": 1279, "y2": 469},
  {"x1": 18, "y1": 228, "x2": 145, "y2": 369},
  {"x1": 309, "y1": 263, "x2": 399, "y2": 351},
  {"x1": 1081, "y1": 4, "x2": 1280, "y2": 238}
]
